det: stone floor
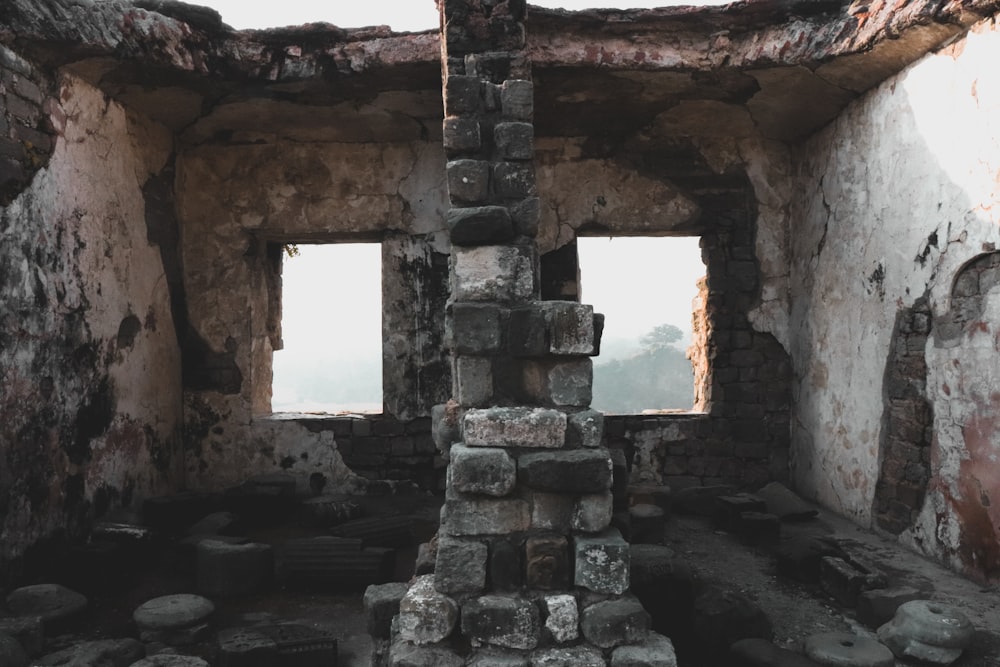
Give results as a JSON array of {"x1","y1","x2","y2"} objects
[{"x1": 4, "y1": 491, "x2": 998, "y2": 666}]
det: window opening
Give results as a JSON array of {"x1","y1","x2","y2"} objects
[
  {"x1": 578, "y1": 236, "x2": 705, "y2": 414},
  {"x1": 272, "y1": 243, "x2": 383, "y2": 414}
]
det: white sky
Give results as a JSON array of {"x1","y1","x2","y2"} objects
[
  {"x1": 197, "y1": 0, "x2": 729, "y2": 32},
  {"x1": 578, "y1": 237, "x2": 704, "y2": 347}
]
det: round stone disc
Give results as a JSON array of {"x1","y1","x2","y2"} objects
[
  {"x1": 804, "y1": 632, "x2": 894, "y2": 667},
  {"x1": 133, "y1": 594, "x2": 215, "y2": 631},
  {"x1": 5, "y1": 584, "x2": 87, "y2": 623},
  {"x1": 885, "y1": 599, "x2": 974, "y2": 648}
]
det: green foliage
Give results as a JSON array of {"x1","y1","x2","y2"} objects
[
  {"x1": 284, "y1": 244, "x2": 300, "y2": 258},
  {"x1": 592, "y1": 323, "x2": 694, "y2": 413},
  {"x1": 640, "y1": 323, "x2": 683, "y2": 351}
]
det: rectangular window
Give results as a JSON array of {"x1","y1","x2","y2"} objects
[
  {"x1": 578, "y1": 236, "x2": 705, "y2": 414},
  {"x1": 272, "y1": 243, "x2": 383, "y2": 414}
]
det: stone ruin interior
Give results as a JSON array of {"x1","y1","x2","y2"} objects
[{"x1": 1, "y1": 0, "x2": 1000, "y2": 665}]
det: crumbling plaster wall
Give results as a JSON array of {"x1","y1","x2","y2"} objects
[
  {"x1": 176, "y1": 136, "x2": 450, "y2": 491},
  {"x1": 789, "y1": 16, "x2": 1000, "y2": 579},
  {"x1": 534, "y1": 132, "x2": 795, "y2": 489},
  {"x1": 0, "y1": 70, "x2": 183, "y2": 571}
]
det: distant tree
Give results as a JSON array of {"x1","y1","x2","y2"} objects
[
  {"x1": 640, "y1": 323, "x2": 683, "y2": 351},
  {"x1": 592, "y1": 322, "x2": 693, "y2": 413}
]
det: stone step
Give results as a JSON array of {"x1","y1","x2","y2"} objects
[
  {"x1": 276, "y1": 537, "x2": 394, "y2": 590},
  {"x1": 330, "y1": 515, "x2": 416, "y2": 548}
]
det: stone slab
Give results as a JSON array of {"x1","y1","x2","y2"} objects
[
  {"x1": 574, "y1": 529, "x2": 629, "y2": 595},
  {"x1": 463, "y1": 407, "x2": 566, "y2": 448}
]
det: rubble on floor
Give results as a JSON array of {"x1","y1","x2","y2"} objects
[{"x1": 0, "y1": 479, "x2": 994, "y2": 666}]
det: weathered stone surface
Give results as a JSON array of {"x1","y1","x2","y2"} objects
[
  {"x1": 508, "y1": 302, "x2": 595, "y2": 357},
  {"x1": 489, "y1": 537, "x2": 523, "y2": 591},
  {"x1": 133, "y1": 594, "x2": 214, "y2": 645},
  {"x1": 820, "y1": 556, "x2": 886, "y2": 608},
  {"x1": 521, "y1": 359, "x2": 593, "y2": 406},
  {"x1": 543, "y1": 302, "x2": 595, "y2": 355},
  {"x1": 397, "y1": 575, "x2": 459, "y2": 645},
  {"x1": 580, "y1": 596, "x2": 650, "y2": 648},
  {"x1": 447, "y1": 159, "x2": 490, "y2": 204},
  {"x1": 755, "y1": 482, "x2": 819, "y2": 521},
  {"x1": 567, "y1": 409, "x2": 604, "y2": 448},
  {"x1": 216, "y1": 627, "x2": 278, "y2": 665},
  {"x1": 525, "y1": 534, "x2": 569, "y2": 590},
  {"x1": 131, "y1": 656, "x2": 210, "y2": 667},
  {"x1": 0, "y1": 617, "x2": 43, "y2": 657},
  {"x1": 449, "y1": 445, "x2": 516, "y2": 497},
  {"x1": 455, "y1": 356, "x2": 494, "y2": 407},
  {"x1": 543, "y1": 595, "x2": 577, "y2": 643},
  {"x1": 432, "y1": 402, "x2": 463, "y2": 453},
  {"x1": 415, "y1": 539, "x2": 437, "y2": 576},
  {"x1": 572, "y1": 492, "x2": 613, "y2": 533},
  {"x1": 435, "y1": 536, "x2": 488, "y2": 595},
  {"x1": 450, "y1": 303, "x2": 503, "y2": 354},
  {"x1": 134, "y1": 594, "x2": 214, "y2": 631},
  {"x1": 389, "y1": 639, "x2": 464, "y2": 667},
  {"x1": 493, "y1": 162, "x2": 536, "y2": 199},
  {"x1": 876, "y1": 600, "x2": 974, "y2": 664},
  {"x1": 467, "y1": 649, "x2": 530, "y2": 667},
  {"x1": 856, "y1": 586, "x2": 925, "y2": 629},
  {"x1": 495, "y1": 122, "x2": 534, "y2": 160},
  {"x1": 196, "y1": 539, "x2": 272, "y2": 598},
  {"x1": 442, "y1": 497, "x2": 531, "y2": 535},
  {"x1": 34, "y1": 639, "x2": 145, "y2": 667},
  {"x1": 508, "y1": 306, "x2": 549, "y2": 357},
  {"x1": 501, "y1": 80, "x2": 533, "y2": 120},
  {"x1": 5, "y1": 584, "x2": 87, "y2": 628},
  {"x1": 714, "y1": 493, "x2": 767, "y2": 531},
  {"x1": 464, "y1": 407, "x2": 566, "y2": 448},
  {"x1": 461, "y1": 595, "x2": 540, "y2": 650},
  {"x1": 530, "y1": 646, "x2": 605, "y2": 667},
  {"x1": 443, "y1": 117, "x2": 482, "y2": 154},
  {"x1": 518, "y1": 449, "x2": 612, "y2": 494},
  {"x1": 729, "y1": 638, "x2": 816, "y2": 667},
  {"x1": 574, "y1": 529, "x2": 629, "y2": 594},
  {"x1": 692, "y1": 586, "x2": 773, "y2": 657},
  {"x1": 449, "y1": 206, "x2": 515, "y2": 246},
  {"x1": 803, "y1": 632, "x2": 893, "y2": 667},
  {"x1": 0, "y1": 633, "x2": 27, "y2": 667},
  {"x1": 187, "y1": 511, "x2": 240, "y2": 536},
  {"x1": 531, "y1": 492, "x2": 574, "y2": 531},
  {"x1": 453, "y1": 245, "x2": 535, "y2": 303},
  {"x1": 445, "y1": 75, "x2": 483, "y2": 115},
  {"x1": 510, "y1": 196, "x2": 540, "y2": 237},
  {"x1": 611, "y1": 632, "x2": 678, "y2": 667},
  {"x1": 365, "y1": 582, "x2": 410, "y2": 639},
  {"x1": 774, "y1": 536, "x2": 842, "y2": 583}
]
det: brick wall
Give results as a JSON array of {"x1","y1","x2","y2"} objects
[
  {"x1": 280, "y1": 415, "x2": 442, "y2": 492},
  {"x1": 0, "y1": 45, "x2": 56, "y2": 205},
  {"x1": 597, "y1": 188, "x2": 793, "y2": 491},
  {"x1": 873, "y1": 295, "x2": 933, "y2": 534}
]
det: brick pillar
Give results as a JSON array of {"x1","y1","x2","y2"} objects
[{"x1": 373, "y1": 2, "x2": 678, "y2": 665}]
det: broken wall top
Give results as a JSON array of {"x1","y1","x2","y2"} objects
[{"x1": 1, "y1": 0, "x2": 998, "y2": 144}]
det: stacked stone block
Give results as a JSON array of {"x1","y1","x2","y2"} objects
[{"x1": 377, "y1": 2, "x2": 676, "y2": 665}]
